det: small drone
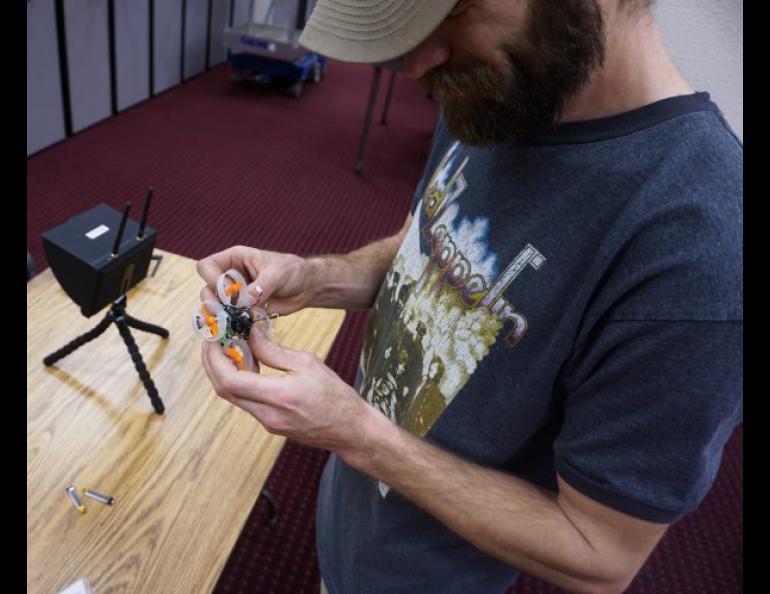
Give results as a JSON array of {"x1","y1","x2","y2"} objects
[{"x1": 192, "y1": 269, "x2": 275, "y2": 371}]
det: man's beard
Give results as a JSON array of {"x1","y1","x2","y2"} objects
[{"x1": 419, "y1": 0, "x2": 606, "y2": 145}]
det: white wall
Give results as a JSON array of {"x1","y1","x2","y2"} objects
[
  {"x1": 231, "y1": 0, "x2": 251, "y2": 26},
  {"x1": 115, "y1": 0, "x2": 151, "y2": 112},
  {"x1": 184, "y1": 0, "x2": 210, "y2": 79},
  {"x1": 27, "y1": 0, "x2": 66, "y2": 155},
  {"x1": 153, "y1": 0, "x2": 183, "y2": 94},
  {"x1": 209, "y1": 0, "x2": 231, "y2": 66},
  {"x1": 64, "y1": 0, "x2": 112, "y2": 133},
  {"x1": 655, "y1": 0, "x2": 743, "y2": 140}
]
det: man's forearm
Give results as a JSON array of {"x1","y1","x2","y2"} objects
[
  {"x1": 339, "y1": 407, "x2": 636, "y2": 594},
  {"x1": 305, "y1": 226, "x2": 406, "y2": 310}
]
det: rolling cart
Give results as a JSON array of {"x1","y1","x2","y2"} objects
[{"x1": 223, "y1": 0, "x2": 325, "y2": 97}]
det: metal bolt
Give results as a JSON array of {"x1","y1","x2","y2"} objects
[
  {"x1": 65, "y1": 485, "x2": 86, "y2": 513},
  {"x1": 83, "y1": 488, "x2": 115, "y2": 506}
]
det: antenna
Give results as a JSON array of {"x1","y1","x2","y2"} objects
[
  {"x1": 111, "y1": 202, "x2": 131, "y2": 258},
  {"x1": 137, "y1": 187, "x2": 154, "y2": 241}
]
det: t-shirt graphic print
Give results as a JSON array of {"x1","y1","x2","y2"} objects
[{"x1": 360, "y1": 141, "x2": 546, "y2": 438}]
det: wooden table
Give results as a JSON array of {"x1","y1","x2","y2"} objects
[{"x1": 27, "y1": 250, "x2": 345, "y2": 593}]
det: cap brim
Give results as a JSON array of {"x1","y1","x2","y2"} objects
[{"x1": 299, "y1": 0, "x2": 456, "y2": 64}]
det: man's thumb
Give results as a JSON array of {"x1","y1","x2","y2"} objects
[{"x1": 248, "y1": 325, "x2": 304, "y2": 372}]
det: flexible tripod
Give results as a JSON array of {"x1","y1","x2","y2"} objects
[{"x1": 43, "y1": 294, "x2": 169, "y2": 414}]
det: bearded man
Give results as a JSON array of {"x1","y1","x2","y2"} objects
[{"x1": 197, "y1": 1, "x2": 743, "y2": 592}]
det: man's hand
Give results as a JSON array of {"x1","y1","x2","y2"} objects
[
  {"x1": 201, "y1": 325, "x2": 375, "y2": 455},
  {"x1": 196, "y1": 213, "x2": 412, "y2": 313},
  {"x1": 196, "y1": 245, "x2": 317, "y2": 315}
]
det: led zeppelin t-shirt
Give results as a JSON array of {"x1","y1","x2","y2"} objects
[{"x1": 317, "y1": 92, "x2": 743, "y2": 594}]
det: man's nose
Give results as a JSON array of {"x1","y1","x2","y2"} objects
[{"x1": 403, "y1": 36, "x2": 451, "y2": 79}]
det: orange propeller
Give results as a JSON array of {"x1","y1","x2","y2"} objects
[
  {"x1": 225, "y1": 345, "x2": 246, "y2": 369},
  {"x1": 201, "y1": 304, "x2": 219, "y2": 337},
  {"x1": 224, "y1": 281, "x2": 242, "y2": 297}
]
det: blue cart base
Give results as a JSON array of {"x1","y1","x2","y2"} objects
[{"x1": 228, "y1": 51, "x2": 326, "y2": 97}]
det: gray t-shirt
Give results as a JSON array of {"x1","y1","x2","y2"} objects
[{"x1": 316, "y1": 92, "x2": 743, "y2": 594}]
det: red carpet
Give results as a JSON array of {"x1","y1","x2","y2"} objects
[
  {"x1": 27, "y1": 62, "x2": 435, "y2": 267},
  {"x1": 27, "y1": 61, "x2": 741, "y2": 594}
]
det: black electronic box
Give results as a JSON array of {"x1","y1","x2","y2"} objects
[{"x1": 42, "y1": 203, "x2": 156, "y2": 317}]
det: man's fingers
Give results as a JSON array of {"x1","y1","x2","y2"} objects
[
  {"x1": 202, "y1": 341, "x2": 284, "y2": 401},
  {"x1": 201, "y1": 341, "x2": 221, "y2": 392},
  {"x1": 196, "y1": 249, "x2": 235, "y2": 288},
  {"x1": 245, "y1": 266, "x2": 286, "y2": 309},
  {"x1": 199, "y1": 286, "x2": 218, "y2": 302},
  {"x1": 248, "y1": 326, "x2": 318, "y2": 372},
  {"x1": 197, "y1": 245, "x2": 261, "y2": 287},
  {"x1": 230, "y1": 397, "x2": 284, "y2": 432},
  {"x1": 197, "y1": 247, "x2": 270, "y2": 307}
]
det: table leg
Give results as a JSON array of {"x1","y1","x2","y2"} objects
[
  {"x1": 354, "y1": 66, "x2": 382, "y2": 176},
  {"x1": 380, "y1": 70, "x2": 397, "y2": 125}
]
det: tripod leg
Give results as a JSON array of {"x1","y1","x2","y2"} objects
[
  {"x1": 124, "y1": 315, "x2": 170, "y2": 338},
  {"x1": 114, "y1": 317, "x2": 165, "y2": 414},
  {"x1": 43, "y1": 314, "x2": 113, "y2": 366}
]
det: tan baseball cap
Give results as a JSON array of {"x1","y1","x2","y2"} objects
[{"x1": 298, "y1": 0, "x2": 458, "y2": 65}]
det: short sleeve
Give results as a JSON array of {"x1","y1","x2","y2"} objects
[{"x1": 554, "y1": 319, "x2": 742, "y2": 523}]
